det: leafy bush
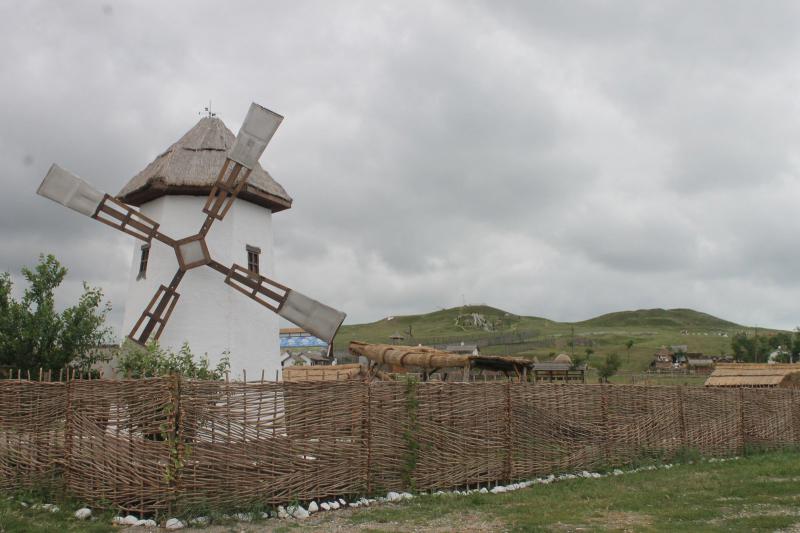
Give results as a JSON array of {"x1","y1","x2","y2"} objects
[
  {"x1": 118, "y1": 340, "x2": 230, "y2": 379},
  {"x1": 0, "y1": 254, "x2": 112, "y2": 372}
]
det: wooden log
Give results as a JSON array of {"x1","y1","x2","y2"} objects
[{"x1": 349, "y1": 341, "x2": 470, "y2": 369}]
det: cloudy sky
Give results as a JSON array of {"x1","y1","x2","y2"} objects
[{"x1": 2, "y1": 1, "x2": 800, "y2": 335}]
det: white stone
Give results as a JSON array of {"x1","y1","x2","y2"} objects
[
  {"x1": 277, "y1": 506, "x2": 289, "y2": 519},
  {"x1": 137, "y1": 519, "x2": 157, "y2": 527},
  {"x1": 348, "y1": 502, "x2": 359, "y2": 508},
  {"x1": 613, "y1": 469, "x2": 624, "y2": 476},
  {"x1": 291, "y1": 505, "x2": 309, "y2": 519},
  {"x1": 122, "y1": 515, "x2": 139, "y2": 525},
  {"x1": 233, "y1": 512, "x2": 251, "y2": 522},
  {"x1": 338, "y1": 498, "x2": 346, "y2": 506},
  {"x1": 165, "y1": 518, "x2": 185, "y2": 530},
  {"x1": 401, "y1": 492, "x2": 413, "y2": 500},
  {"x1": 320, "y1": 502, "x2": 330, "y2": 511},
  {"x1": 189, "y1": 516, "x2": 209, "y2": 525},
  {"x1": 120, "y1": 195, "x2": 280, "y2": 381},
  {"x1": 308, "y1": 501, "x2": 318, "y2": 513},
  {"x1": 479, "y1": 487, "x2": 488, "y2": 493},
  {"x1": 490, "y1": 486, "x2": 506, "y2": 494},
  {"x1": 330, "y1": 501, "x2": 340, "y2": 510},
  {"x1": 74, "y1": 508, "x2": 92, "y2": 520},
  {"x1": 386, "y1": 491, "x2": 402, "y2": 502},
  {"x1": 112, "y1": 516, "x2": 125, "y2": 525}
]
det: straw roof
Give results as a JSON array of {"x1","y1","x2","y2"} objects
[
  {"x1": 705, "y1": 363, "x2": 800, "y2": 387},
  {"x1": 553, "y1": 353, "x2": 572, "y2": 364},
  {"x1": 118, "y1": 117, "x2": 292, "y2": 212}
]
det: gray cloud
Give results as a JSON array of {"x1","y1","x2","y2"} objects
[{"x1": 2, "y1": 0, "x2": 800, "y2": 335}]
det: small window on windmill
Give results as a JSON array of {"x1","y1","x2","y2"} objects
[
  {"x1": 137, "y1": 244, "x2": 150, "y2": 280},
  {"x1": 246, "y1": 245, "x2": 261, "y2": 275}
]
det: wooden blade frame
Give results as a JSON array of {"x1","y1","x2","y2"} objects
[
  {"x1": 128, "y1": 270, "x2": 184, "y2": 345},
  {"x1": 201, "y1": 159, "x2": 252, "y2": 229},
  {"x1": 212, "y1": 261, "x2": 289, "y2": 312},
  {"x1": 93, "y1": 194, "x2": 175, "y2": 246}
]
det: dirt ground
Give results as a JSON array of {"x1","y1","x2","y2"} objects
[{"x1": 159, "y1": 508, "x2": 506, "y2": 533}]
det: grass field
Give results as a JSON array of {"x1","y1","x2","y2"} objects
[
  {"x1": 3, "y1": 451, "x2": 800, "y2": 532},
  {"x1": 334, "y1": 305, "x2": 780, "y2": 376}
]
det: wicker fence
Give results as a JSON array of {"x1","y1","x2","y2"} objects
[{"x1": 1, "y1": 377, "x2": 799, "y2": 514}]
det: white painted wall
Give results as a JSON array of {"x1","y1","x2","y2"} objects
[{"x1": 120, "y1": 196, "x2": 280, "y2": 381}]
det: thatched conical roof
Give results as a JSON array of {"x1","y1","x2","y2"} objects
[
  {"x1": 553, "y1": 353, "x2": 572, "y2": 364},
  {"x1": 118, "y1": 117, "x2": 292, "y2": 212}
]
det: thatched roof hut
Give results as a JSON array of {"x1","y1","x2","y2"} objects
[
  {"x1": 118, "y1": 117, "x2": 292, "y2": 212},
  {"x1": 553, "y1": 353, "x2": 572, "y2": 364},
  {"x1": 704, "y1": 363, "x2": 800, "y2": 388}
]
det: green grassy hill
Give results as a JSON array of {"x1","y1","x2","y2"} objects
[
  {"x1": 577, "y1": 308, "x2": 742, "y2": 329},
  {"x1": 335, "y1": 305, "x2": 778, "y2": 376}
]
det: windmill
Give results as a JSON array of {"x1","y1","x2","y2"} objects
[{"x1": 36, "y1": 103, "x2": 346, "y2": 368}]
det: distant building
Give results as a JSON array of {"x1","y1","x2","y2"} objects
[
  {"x1": 652, "y1": 347, "x2": 674, "y2": 370},
  {"x1": 685, "y1": 358, "x2": 714, "y2": 374},
  {"x1": 280, "y1": 327, "x2": 330, "y2": 351},
  {"x1": 705, "y1": 363, "x2": 800, "y2": 388},
  {"x1": 444, "y1": 342, "x2": 480, "y2": 356},
  {"x1": 280, "y1": 350, "x2": 333, "y2": 367}
]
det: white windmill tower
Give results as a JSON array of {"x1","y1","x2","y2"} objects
[{"x1": 36, "y1": 103, "x2": 346, "y2": 380}]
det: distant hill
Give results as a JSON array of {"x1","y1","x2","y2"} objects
[
  {"x1": 335, "y1": 305, "x2": 745, "y2": 350},
  {"x1": 575, "y1": 308, "x2": 742, "y2": 329},
  {"x1": 333, "y1": 305, "x2": 759, "y2": 371}
]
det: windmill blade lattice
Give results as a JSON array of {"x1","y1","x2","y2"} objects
[{"x1": 36, "y1": 102, "x2": 346, "y2": 348}]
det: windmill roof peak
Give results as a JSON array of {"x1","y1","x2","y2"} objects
[{"x1": 118, "y1": 116, "x2": 292, "y2": 212}]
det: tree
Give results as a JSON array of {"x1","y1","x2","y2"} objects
[
  {"x1": 625, "y1": 339, "x2": 634, "y2": 363},
  {"x1": 731, "y1": 332, "x2": 755, "y2": 362},
  {"x1": 730, "y1": 332, "x2": 771, "y2": 363},
  {"x1": 597, "y1": 352, "x2": 622, "y2": 383},
  {"x1": 0, "y1": 255, "x2": 112, "y2": 372}
]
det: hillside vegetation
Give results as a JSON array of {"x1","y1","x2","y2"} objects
[
  {"x1": 335, "y1": 306, "x2": 780, "y2": 375},
  {"x1": 577, "y1": 308, "x2": 741, "y2": 329}
]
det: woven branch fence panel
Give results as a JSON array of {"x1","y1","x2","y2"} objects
[
  {"x1": 0, "y1": 380, "x2": 65, "y2": 491},
  {"x1": 413, "y1": 382, "x2": 508, "y2": 490},
  {"x1": 741, "y1": 388, "x2": 796, "y2": 450},
  {"x1": 2, "y1": 378, "x2": 800, "y2": 514},
  {"x1": 366, "y1": 381, "x2": 410, "y2": 493},
  {"x1": 511, "y1": 384, "x2": 605, "y2": 476},
  {"x1": 177, "y1": 380, "x2": 367, "y2": 509},
  {"x1": 683, "y1": 387, "x2": 741, "y2": 457},
  {"x1": 66, "y1": 378, "x2": 173, "y2": 515}
]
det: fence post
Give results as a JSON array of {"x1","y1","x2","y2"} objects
[
  {"x1": 737, "y1": 387, "x2": 745, "y2": 454},
  {"x1": 600, "y1": 385, "x2": 609, "y2": 465},
  {"x1": 166, "y1": 373, "x2": 182, "y2": 515},
  {"x1": 678, "y1": 386, "x2": 688, "y2": 449},
  {"x1": 364, "y1": 382, "x2": 372, "y2": 495},
  {"x1": 63, "y1": 367, "x2": 73, "y2": 494},
  {"x1": 793, "y1": 389, "x2": 799, "y2": 446},
  {"x1": 504, "y1": 381, "x2": 513, "y2": 483}
]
